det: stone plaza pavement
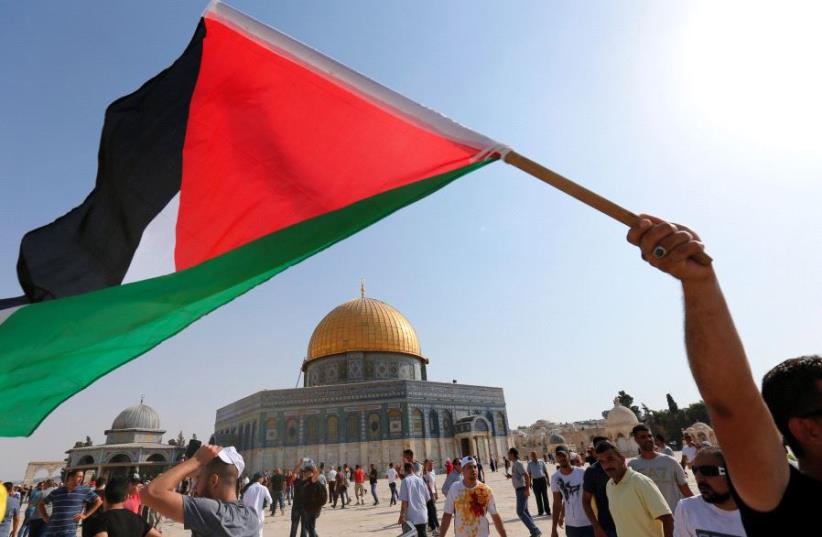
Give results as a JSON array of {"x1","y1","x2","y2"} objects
[{"x1": 160, "y1": 458, "x2": 697, "y2": 537}]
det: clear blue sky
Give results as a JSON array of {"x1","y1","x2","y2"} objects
[{"x1": 1, "y1": 1, "x2": 820, "y2": 480}]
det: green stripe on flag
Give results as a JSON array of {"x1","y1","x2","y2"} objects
[{"x1": 0, "y1": 158, "x2": 494, "y2": 436}]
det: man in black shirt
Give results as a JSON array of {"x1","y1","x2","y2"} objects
[
  {"x1": 87, "y1": 477, "x2": 159, "y2": 537},
  {"x1": 289, "y1": 461, "x2": 327, "y2": 537},
  {"x1": 582, "y1": 436, "x2": 617, "y2": 537},
  {"x1": 627, "y1": 215, "x2": 822, "y2": 537}
]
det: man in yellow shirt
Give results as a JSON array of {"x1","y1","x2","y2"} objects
[{"x1": 596, "y1": 440, "x2": 673, "y2": 537}]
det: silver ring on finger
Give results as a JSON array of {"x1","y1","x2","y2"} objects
[{"x1": 653, "y1": 246, "x2": 667, "y2": 259}]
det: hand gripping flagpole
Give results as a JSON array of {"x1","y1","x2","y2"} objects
[{"x1": 502, "y1": 150, "x2": 713, "y2": 266}]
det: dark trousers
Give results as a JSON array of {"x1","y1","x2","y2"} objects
[
  {"x1": 289, "y1": 508, "x2": 303, "y2": 537},
  {"x1": 414, "y1": 524, "x2": 427, "y2": 537},
  {"x1": 271, "y1": 491, "x2": 285, "y2": 514},
  {"x1": 389, "y1": 482, "x2": 398, "y2": 505},
  {"x1": 29, "y1": 519, "x2": 46, "y2": 537},
  {"x1": 300, "y1": 511, "x2": 319, "y2": 537},
  {"x1": 566, "y1": 526, "x2": 595, "y2": 537},
  {"x1": 426, "y1": 499, "x2": 439, "y2": 530},
  {"x1": 532, "y1": 476, "x2": 551, "y2": 515},
  {"x1": 370, "y1": 482, "x2": 379, "y2": 504}
]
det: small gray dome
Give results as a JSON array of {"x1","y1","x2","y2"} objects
[
  {"x1": 111, "y1": 403, "x2": 161, "y2": 430},
  {"x1": 549, "y1": 433, "x2": 567, "y2": 444}
]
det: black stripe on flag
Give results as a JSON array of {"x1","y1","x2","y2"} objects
[{"x1": 14, "y1": 20, "x2": 207, "y2": 303}]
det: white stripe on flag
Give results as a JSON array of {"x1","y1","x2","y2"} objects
[
  {"x1": 0, "y1": 305, "x2": 22, "y2": 326},
  {"x1": 122, "y1": 192, "x2": 180, "y2": 284}
]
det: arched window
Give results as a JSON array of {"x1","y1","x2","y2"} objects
[
  {"x1": 429, "y1": 410, "x2": 439, "y2": 435},
  {"x1": 286, "y1": 418, "x2": 298, "y2": 444},
  {"x1": 347, "y1": 413, "x2": 360, "y2": 442},
  {"x1": 147, "y1": 453, "x2": 166, "y2": 462},
  {"x1": 109, "y1": 454, "x2": 131, "y2": 464},
  {"x1": 77, "y1": 455, "x2": 95, "y2": 466},
  {"x1": 368, "y1": 413, "x2": 381, "y2": 438},
  {"x1": 305, "y1": 416, "x2": 319, "y2": 443},
  {"x1": 327, "y1": 416, "x2": 339, "y2": 443},
  {"x1": 388, "y1": 409, "x2": 403, "y2": 433},
  {"x1": 442, "y1": 410, "x2": 453, "y2": 437},
  {"x1": 412, "y1": 409, "x2": 424, "y2": 434},
  {"x1": 495, "y1": 412, "x2": 507, "y2": 435}
]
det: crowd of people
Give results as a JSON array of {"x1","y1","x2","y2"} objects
[{"x1": 3, "y1": 218, "x2": 820, "y2": 537}]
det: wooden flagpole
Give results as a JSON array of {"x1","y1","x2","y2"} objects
[{"x1": 503, "y1": 150, "x2": 712, "y2": 265}]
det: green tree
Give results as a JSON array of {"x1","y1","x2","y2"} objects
[
  {"x1": 666, "y1": 393, "x2": 679, "y2": 413},
  {"x1": 617, "y1": 390, "x2": 642, "y2": 418}
]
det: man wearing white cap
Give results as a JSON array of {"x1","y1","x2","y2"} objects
[
  {"x1": 441, "y1": 457, "x2": 507, "y2": 537},
  {"x1": 141, "y1": 445, "x2": 259, "y2": 537}
]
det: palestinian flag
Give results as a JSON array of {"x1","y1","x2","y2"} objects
[{"x1": 0, "y1": 2, "x2": 505, "y2": 436}]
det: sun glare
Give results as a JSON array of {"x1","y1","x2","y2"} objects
[{"x1": 677, "y1": 2, "x2": 822, "y2": 158}]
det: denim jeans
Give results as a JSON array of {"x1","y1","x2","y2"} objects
[
  {"x1": 515, "y1": 486, "x2": 540, "y2": 535},
  {"x1": 370, "y1": 483, "x2": 379, "y2": 503}
]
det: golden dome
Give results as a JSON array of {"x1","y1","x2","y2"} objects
[{"x1": 306, "y1": 297, "x2": 423, "y2": 362}]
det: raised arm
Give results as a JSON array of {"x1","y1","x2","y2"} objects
[
  {"x1": 141, "y1": 444, "x2": 221, "y2": 522},
  {"x1": 627, "y1": 215, "x2": 788, "y2": 510}
]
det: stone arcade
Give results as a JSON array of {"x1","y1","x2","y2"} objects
[{"x1": 214, "y1": 292, "x2": 511, "y2": 474}]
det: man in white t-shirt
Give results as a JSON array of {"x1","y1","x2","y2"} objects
[
  {"x1": 680, "y1": 433, "x2": 698, "y2": 470},
  {"x1": 386, "y1": 463, "x2": 399, "y2": 506},
  {"x1": 398, "y1": 463, "x2": 429, "y2": 537},
  {"x1": 674, "y1": 448, "x2": 746, "y2": 537},
  {"x1": 441, "y1": 457, "x2": 507, "y2": 537},
  {"x1": 550, "y1": 446, "x2": 593, "y2": 537}
]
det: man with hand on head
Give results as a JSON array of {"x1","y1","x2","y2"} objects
[
  {"x1": 673, "y1": 447, "x2": 746, "y2": 537},
  {"x1": 626, "y1": 215, "x2": 822, "y2": 536},
  {"x1": 140, "y1": 445, "x2": 258, "y2": 537}
]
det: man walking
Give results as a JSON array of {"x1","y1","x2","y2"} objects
[
  {"x1": 595, "y1": 441, "x2": 672, "y2": 537},
  {"x1": 582, "y1": 437, "x2": 618, "y2": 537},
  {"x1": 40, "y1": 470, "x2": 102, "y2": 537},
  {"x1": 626, "y1": 215, "x2": 822, "y2": 535},
  {"x1": 442, "y1": 458, "x2": 462, "y2": 497},
  {"x1": 440, "y1": 457, "x2": 507, "y2": 537},
  {"x1": 628, "y1": 424, "x2": 693, "y2": 512},
  {"x1": 241, "y1": 473, "x2": 272, "y2": 537},
  {"x1": 397, "y1": 462, "x2": 429, "y2": 537},
  {"x1": 368, "y1": 464, "x2": 379, "y2": 505},
  {"x1": 353, "y1": 465, "x2": 366, "y2": 505},
  {"x1": 680, "y1": 433, "x2": 698, "y2": 471},
  {"x1": 141, "y1": 445, "x2": 258, "y2": 537},
  {"x1": 386, "y1": 463, "x2": 398, "y2": 506},
  {"x1": 527, "y1": 451, "x2": 551, "y2": 517},
  {"x1": 673, "y1": 448, "x2": 746, "y2": 537},
  {"x1": 269, "y1": 468, "x2": 286, "y2": 516},
  {"x1": 422, "y1": 460, "x2": 439, "y2": 536},
  {"x1": 506, "y1": 447, "x2": 541, "y2": 537},
  {"x1": 550, "y1": 447, "x2": 593, "y2": 537},
  {"x1": 290, "y1": 461, "x2": 327, "y2": 537},
  {"x1": 324, "y1": 466, "x2": 336, "y2": 507}
]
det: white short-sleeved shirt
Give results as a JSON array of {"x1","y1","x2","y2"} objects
[
  {"x1": 241, "y1": 482, "x2": 272, "y2": 526},
  {"x1": 550, "y1": 467, "x2": 590, "y2": 528},
  {"x1": 673, "y1": 496, "x2": 746, "y2": 537},
  {"x1": 681, "y1": 445, "x2": 698, "y2": 465},
  {"x1": 398, "y1": 474, "x2": 430, "y2": 525},
  {"x1": 387, "y1": 468, "x2": 398, "y2": 483},
  {"x1": 444, "y1": 481, "x2": 498, "y2": 537}
]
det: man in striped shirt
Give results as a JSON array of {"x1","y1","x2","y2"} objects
[{"x1": 39, "y1": 470, "x2": 101, "y2": 537}]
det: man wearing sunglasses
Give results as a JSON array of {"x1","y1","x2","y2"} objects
[
  {"x1": 673, "y1": 447, "x2": 745, "y2": 537},
  {"x1": 626, "y1": 216, "x2": 822, "y2": 537}
]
